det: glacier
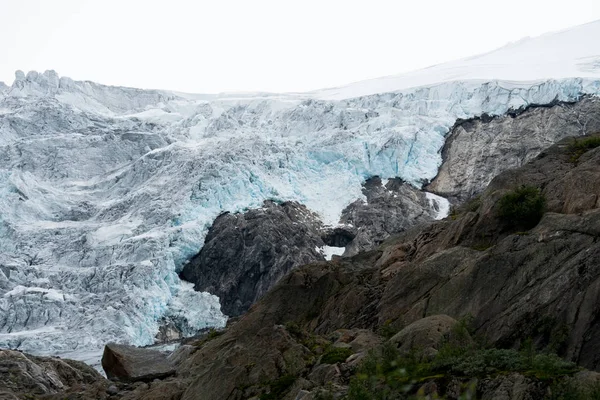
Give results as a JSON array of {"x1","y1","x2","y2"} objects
[{"x1": 1, "y1": 20, "x2": 600, "y2": 367}]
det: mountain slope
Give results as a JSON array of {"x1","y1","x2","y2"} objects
[{"x1": 0, "y1": 21, "x2": 599, "y2": 366}]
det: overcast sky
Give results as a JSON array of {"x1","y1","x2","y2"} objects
[{"x1": 1, "y1": 0, "x2": 599, "y2": 93}]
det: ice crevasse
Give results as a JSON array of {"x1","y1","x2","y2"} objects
[{"x1": 0, "y1": 20, "x2": 600, "y2": 366}]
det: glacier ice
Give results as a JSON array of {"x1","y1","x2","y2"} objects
[{"x1": 0, "y1": 69, "x2": 599, "y2": 367}]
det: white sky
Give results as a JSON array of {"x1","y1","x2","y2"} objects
[{"x1": 1, "y1": 0, "x2": 599, "y2": 93}]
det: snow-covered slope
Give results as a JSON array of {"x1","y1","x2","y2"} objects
[
  {"x1": 313, "y1": 20, "x2": 600, "y2": 100},
  {"x1": 1, "y1": 20, "x2": 600, "y2": 366}
]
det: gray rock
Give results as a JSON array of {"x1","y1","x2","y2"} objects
[
  {"x1": 101, "y1": 343, "x2": 175, "y2": 382},
  {"x1": 106, "y1": 385, "x2": 119, "y2": 395},
  {"x1": 294, "y1": 390, "x2": 313, "y2": 400},
  {"x1": 0, "y1": 349, "x2": 105, "y2": 398},
  {"x1": 307, "y1": 364, "x2": 341, "y2": 386},
  {"x1": 180, "y1": 200, "x2": 328, "y2": 317},
  {"x1": 428, "y1": 96, "x2": 600, "y2": 202},
  {"x1": 341, "y1": 177, "x2": 438, "y2": 255}
]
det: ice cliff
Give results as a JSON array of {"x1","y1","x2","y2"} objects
[{"x1": 1, "y1": 20, "x2": 600, "y2": 366}]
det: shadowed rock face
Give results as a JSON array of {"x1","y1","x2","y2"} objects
[
  {"x1": 428, "y1": 96, "x2": 600, "y2": 202},
  {"x1": 180, "y1": 201, "x2": 327, "y2": 317}
]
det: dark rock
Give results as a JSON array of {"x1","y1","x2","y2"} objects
[
  {"x1": 389, "y1": 315, "x2": 471, "y2": 360},
  {"x1": 428, "y1": 96, "x2": 600, "y2": 202},
  {"x1": 101, "y1": 343, "x2": 175, "y2": 382},
  {"x1": 179, "y1": 324, "x2": 312, "y2": 400},
  {"x1": 341, "y1": 177, "x2": 438, "y2": 255},
  {"x1": 180, "y1": 200, "x2": 327, "y2": 316},
  {"x1": 478, "y1": 373, "x2": 544, "y2": 400},
  {"x1": 321, "y1": 226, "x2": 356, "y2": 247}
]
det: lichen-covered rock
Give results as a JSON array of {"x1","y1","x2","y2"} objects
[{"x1": 101, "y1": 343, "x2": 175, "y2": 382}]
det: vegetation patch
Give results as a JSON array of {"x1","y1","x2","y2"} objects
[
  {"x1": 347, "y1": 326, "x2": 580, "y2": 400},
  {"x1": 496, "y1": 185, "x2": 545, "y2": 230},
  {"x1": 321, "y1": 347, "x2": 354, "y2": 364},
  {"x1": 569, "y1": 136, "x2": 600, "y2": 163}
]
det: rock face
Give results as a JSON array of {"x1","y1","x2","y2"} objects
[
  {"x1": 428, "y1": 96, "x2": 600, "y2": 202},
  {"x1": 181, "y1": 182, "x2": 442, "y2": 317},
  {"x1": 180, "y1": 201, "x2": 328, "y2": 316},
  {"x1": 101, "y1": 343, "x2": 175, "y2": 382},
  {"x1": 340, "y1": 177, "x2": 441, "y2": 255},
  {"x1": 0, "y1": 349, "x2": 106, "y2": 399}
]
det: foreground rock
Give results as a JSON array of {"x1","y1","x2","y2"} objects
[
  {"x1": 101, "y1": 343, "x2": 175, "y2": 382},
  {"x1": 0, "y1": 349, "x2": 107, "y2": 399},
  {"x1": 428, "y1": 96, "x2": 600, "y2": 201},
  {"x1": 389, "y1": 315, "x2": 471, "y2": 360}
]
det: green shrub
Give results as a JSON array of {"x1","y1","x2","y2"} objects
[
  {"x1": 284, "y1": 321, "x2": 303, "y2": 338},
  {"x1": 346, "y1": 337, "x2": 580, "y2": 399},
  {"x1": 569, "y1": 136, "x2": 600, "y2": 163},
  {"x1": 321, "y1": 346, "x2": 353, "y2": 364},
  {"x1": 497, "y1": 185, "x2": 545, "y2": 230}
]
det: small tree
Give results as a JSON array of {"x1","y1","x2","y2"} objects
[{"x1": 497, "y1": 186, "x2": 545, "y2": 230}]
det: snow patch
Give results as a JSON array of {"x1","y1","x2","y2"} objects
[
  {"x1": 320, "y1": 245, "x2": 346, "y2": 261},
  {"x1": 425, "y1": 192, "x2": 451, "y2": 220}
]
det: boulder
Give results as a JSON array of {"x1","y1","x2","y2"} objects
[
  {"x1": 101, "y1": 343, "x2": 175, "y2": 382},
  {"x1": 478, "y1": 373, "x2": 544, "y2": 400},
  {"x1": 389, "y1": 315, "x2": 469, "y2": 359}
]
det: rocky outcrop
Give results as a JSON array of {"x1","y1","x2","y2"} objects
[
  {"x1": 340, "y1": 177, "x2": 440, "y2": 255},
  {"x1": 180, "y1": 201, "x2": 328, "y2": 317},
  {"x1": 182, "y1": 178, "x2": 441, "y2": 317},
  {"x1": 389, "y1": 315, "x2": 470, "y2": 360},
  {"x1": 101, "y1": 343, "x2": 176, "y2": 382},
  {"x1": 428, "y1": 96, "x2": 600, "y2": 202},
  {"x1": 0, "y1": 349, "x2": 107, "y2": 399}
]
